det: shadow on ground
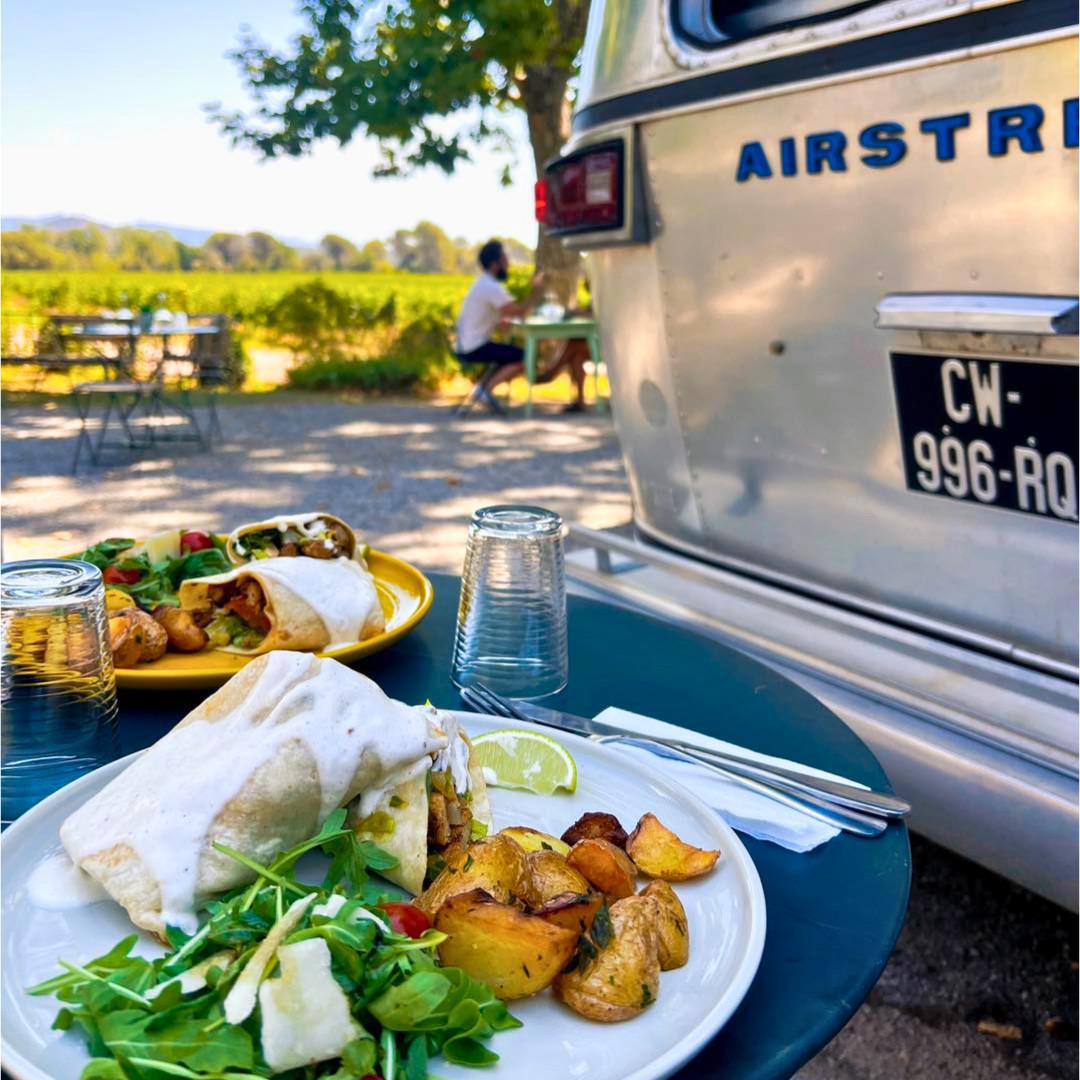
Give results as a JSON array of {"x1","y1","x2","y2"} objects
[{"x1": 1, "y1": 398, "x2": 632, "y2": 569}]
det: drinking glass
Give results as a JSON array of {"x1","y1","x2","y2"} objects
[
  {"x1": 1, "y1": 559, "x2": 119, "y2": 824},
  {"x1": 451, "y1": 505, "x2": 568, "y2": 699}
]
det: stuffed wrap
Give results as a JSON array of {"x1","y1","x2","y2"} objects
[
  {"x1": 59, "y1": 653, "x2": 449, "y2": 936},
  {"x1": 351, "y1": 711, "x2": 492, "y2": 895},
  {"x1": 178, "y1": 556, "x2": 385, "y2": 655},
  {"x1": 227, "y1": 513, "x2": 363, "y2": 565}
]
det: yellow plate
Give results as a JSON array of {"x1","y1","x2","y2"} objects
[{"x1": 100, "y1": 547, "x2": 433, "y2": 691}]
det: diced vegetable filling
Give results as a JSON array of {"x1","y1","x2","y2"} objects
[
  {"x1": 239, "y1": 522, "x2": 352, "y2": 560},
  {"x1": 200, "y1": 578, "x2": 270, "y2": 649}
]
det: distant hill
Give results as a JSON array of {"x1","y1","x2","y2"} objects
[{"x1": 1, "y1": 215, "x2": 314, "y2": 250}]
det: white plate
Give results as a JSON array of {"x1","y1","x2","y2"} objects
[{"x1": 1, "y1": 712, "x2": 765, "y2": 1080}]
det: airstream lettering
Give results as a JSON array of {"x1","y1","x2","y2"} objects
[
  {"x1": 736, "y1": 98, "x2": 1078, "y2": 180},
  {"x1": 546, "y1": 0, "x2": 1079, "y2": 906}
]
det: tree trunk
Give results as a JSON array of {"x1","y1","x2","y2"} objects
[{"x1": 519, "y1": 63, "x2": 581, "y2": 305}]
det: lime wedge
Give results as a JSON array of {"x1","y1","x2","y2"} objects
[{"x1": 470, "y1": 728, "x2": 578, "y2": 795}]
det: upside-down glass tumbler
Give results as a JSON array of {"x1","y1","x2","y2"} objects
[
  {"x1": 451, "y1": 505, "x2": 568, "y2": 699},
  {"x1": 1, "y1": 559, "x2": 119, "y2": 825}
]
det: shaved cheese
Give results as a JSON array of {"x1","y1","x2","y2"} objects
[
  {"x1": 129, "y1": 529, "x2": 182, "y2": 564},
  {"x1": 312, "y1": 892, "x2": 391, "y2": 934},
  {"x1": 223, "y1": 893, "x2": 315, "y2": 1024},
  {"x1": 146, "y1": 950, "x2": 235, "y2": 1000},
  {"x1": 259, "y1": 938, "x2": 363, "y2": 1072}
]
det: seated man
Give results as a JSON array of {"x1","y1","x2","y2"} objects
[{"x1": 455, "y1": 240, "x2": 543, "y2": 410}]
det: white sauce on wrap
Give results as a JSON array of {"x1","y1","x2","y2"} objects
[
  {"x1": 221, "y1": 557, "x2": 381, "y2": 649},
  {"x1": 60, "y1": 653, "x2": 446, "y2": 933}
]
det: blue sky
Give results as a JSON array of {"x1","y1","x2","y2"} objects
[{"x1": 1, "y1": 0, "x2": 536, "y2": 246}]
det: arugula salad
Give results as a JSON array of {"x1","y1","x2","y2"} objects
[
  {"x1": 73, "y1": 531, "x2": 231, "y2": 609},
  {"x1": 29, "y1": 810, "x2": 520, "y2": 1079}
]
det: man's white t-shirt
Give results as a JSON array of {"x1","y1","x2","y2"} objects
[{"x1": 456, "y1": 273, "x2": 512, "y2": 354}]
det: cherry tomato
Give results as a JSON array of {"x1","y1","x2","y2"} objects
[
  {"x1": 378, "y1": 902, "x2": 431, "y2": 939},
  {"x1": 180, "y1": 530, "x2": 214, "y2": 553},
  {"x1": 103, "y1": 565, "x2": 141, "y2": 585}
]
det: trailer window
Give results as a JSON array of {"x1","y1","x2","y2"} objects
[{"x1": 675, "y1": 0, "x2": 880, "y2": 47}]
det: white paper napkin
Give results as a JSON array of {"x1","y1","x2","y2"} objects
[{"x1": 594, "y1": 706, "x2": 869, "y2": 853}]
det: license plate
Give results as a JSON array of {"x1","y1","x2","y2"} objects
[{"x1": 889, "y1": 352, "x2": 1078, "y2": 522}]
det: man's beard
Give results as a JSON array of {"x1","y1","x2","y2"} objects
[{"x1": 495, "y1": 267, "x2": 509, "y2": 281}]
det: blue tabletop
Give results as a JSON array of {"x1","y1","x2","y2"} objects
[{"x1": 114, "y1": 572, "x2": 910, "y2": 1080}]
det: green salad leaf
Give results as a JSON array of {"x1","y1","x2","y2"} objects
[
  {"x1": 29, "y1": 813, "x2": 519, "y2": 1079},
  {"x1": 71, "y1": 533, "x2": 230, "y2": 609}
]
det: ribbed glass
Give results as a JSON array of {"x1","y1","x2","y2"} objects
[
  {"x1": 451, "y1": 505, "x2": 568, "y2": 700},
  {"x1": 1, "y1": 560, "x2": 119, "y2": 824}
]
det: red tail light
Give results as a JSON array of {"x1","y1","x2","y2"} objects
[
  {"x1": 542, "y1": 142, "x2": 624, "y2": 235},
  {"x1": 534, "y1": 178, "x2": 549, "y2": 224}
]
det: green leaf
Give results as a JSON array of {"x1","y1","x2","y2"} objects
[
  {"x1": 341, "y1": 1035, "x2": 378, "y2": 1075},
  {"x1": 354, "y1": 840, "x2": 400, "y2": 872},
  {"x1": 405, "y1": 1033, "x2": 429, "y2": 1080},
  {"x1": 369, "y1": 970, "x2": 452, "y2": 1030},
  {"x1": 79, "y1": 1059, "x2": 130, "y2": 1079},
  {"x1": 99, "y1": 1005, "x2": 256, "y2": 1072}
]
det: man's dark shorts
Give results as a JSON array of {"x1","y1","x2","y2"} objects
[{"x1": 458, "y1": 342, "x2": 524, "y2": 366}]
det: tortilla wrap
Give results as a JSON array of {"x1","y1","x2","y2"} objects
[
  {"x1": 59, "y1": 653, "x2": 448, "y2": 936},
  {"x1": 350, "y1": 711, "x2": 493, "y2": 895},
  {"x1": 227, "y1": 513, "x2": 362, "y2": 565},
  {"x1": 178, "y1": 556, "x2": 385, "y2": 655}
]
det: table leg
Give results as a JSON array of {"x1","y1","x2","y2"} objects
[
  {"x1": 524, "y1": 335, "x2": 537, "y2": 419},
  {"x1": 587, "y1": 332, "x2": 606, "y2": 414}
]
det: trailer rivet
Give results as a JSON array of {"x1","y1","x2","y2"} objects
[{"x1": 769, "y1": 341, "x2": 786, "y2": 356}]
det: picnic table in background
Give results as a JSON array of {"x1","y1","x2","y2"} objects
[
  {"x1": 509, "y1": 316, "x2": 605, "y2": 418},
  {"x1": 49, "y1": 314, "x2": 230, "y2": 470}
]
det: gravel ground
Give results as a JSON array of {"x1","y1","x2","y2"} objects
[
  {"x1": 2, "y1": 395, "x2": 1076, "y2": 1079},
  {"x1": 0, "y1": 396, "x2": 632, "y2": 568}
]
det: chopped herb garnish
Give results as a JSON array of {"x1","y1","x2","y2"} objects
[{"x1": 592, "y1": 901, "x2": 613, "y2": 950}]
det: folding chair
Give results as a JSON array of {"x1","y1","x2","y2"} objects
[{"x1": 453, "y1": 358, "x2": 508, "y2": 415}]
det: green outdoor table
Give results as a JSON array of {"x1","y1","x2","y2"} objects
[
  {"x1": 110, "y1": 572, "x2": 911, "y2": 1079},
  {"x1": 509, "y1": 317, "x2": 605, "y2": 417}
]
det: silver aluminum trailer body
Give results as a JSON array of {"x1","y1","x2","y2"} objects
[{"x1": 547, "y1": 0, "x2": 1079, "y2": 906}]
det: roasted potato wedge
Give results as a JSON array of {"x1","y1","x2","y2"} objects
[
  {"x1": 554, "y1": 894, "x2": 660, "y2": 1022},
  {"x1": 152, "y1": 605, "x2": 209, "y2": 652},
  {"x1": 523, "y1": 849, "x2": 592, "y2": 909},
  {"x1": 500, "y1": 826, "x2": 571, "y2": 858},
  {"x1": 108, "y1": 608, "x2": 168, "y2": 667},
  {"x1": 561, "y1": 812, "x2": 629, "y2": 850},
  {"x1": 626, "y1": 813, "x2": 720, "y2": 881},
  {"x1": 436, "y1": 889, "x2": 578, "y2": 1001},
  {"x1": 534, "y1": 891, "x2": 603, "y2": 935},
  {"x1": 415, "y1": 835, "x2": 528, "y2": 917},
  {"x1": 131, "y1": 608, "x2": 168, "y2": 661},
  {"x1": 108, "y1": 614, "x2": 143, "y2": 668},
  {"x1": 640, "y1": 880, "x2": 689, "y2": 970},
  {"x1": 567, "y1": 838, "x2": 637, "y2": 899}
]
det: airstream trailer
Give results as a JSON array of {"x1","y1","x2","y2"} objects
[{"x1": 541, "y1": 0, "x2": 1079, "y2": 907}]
